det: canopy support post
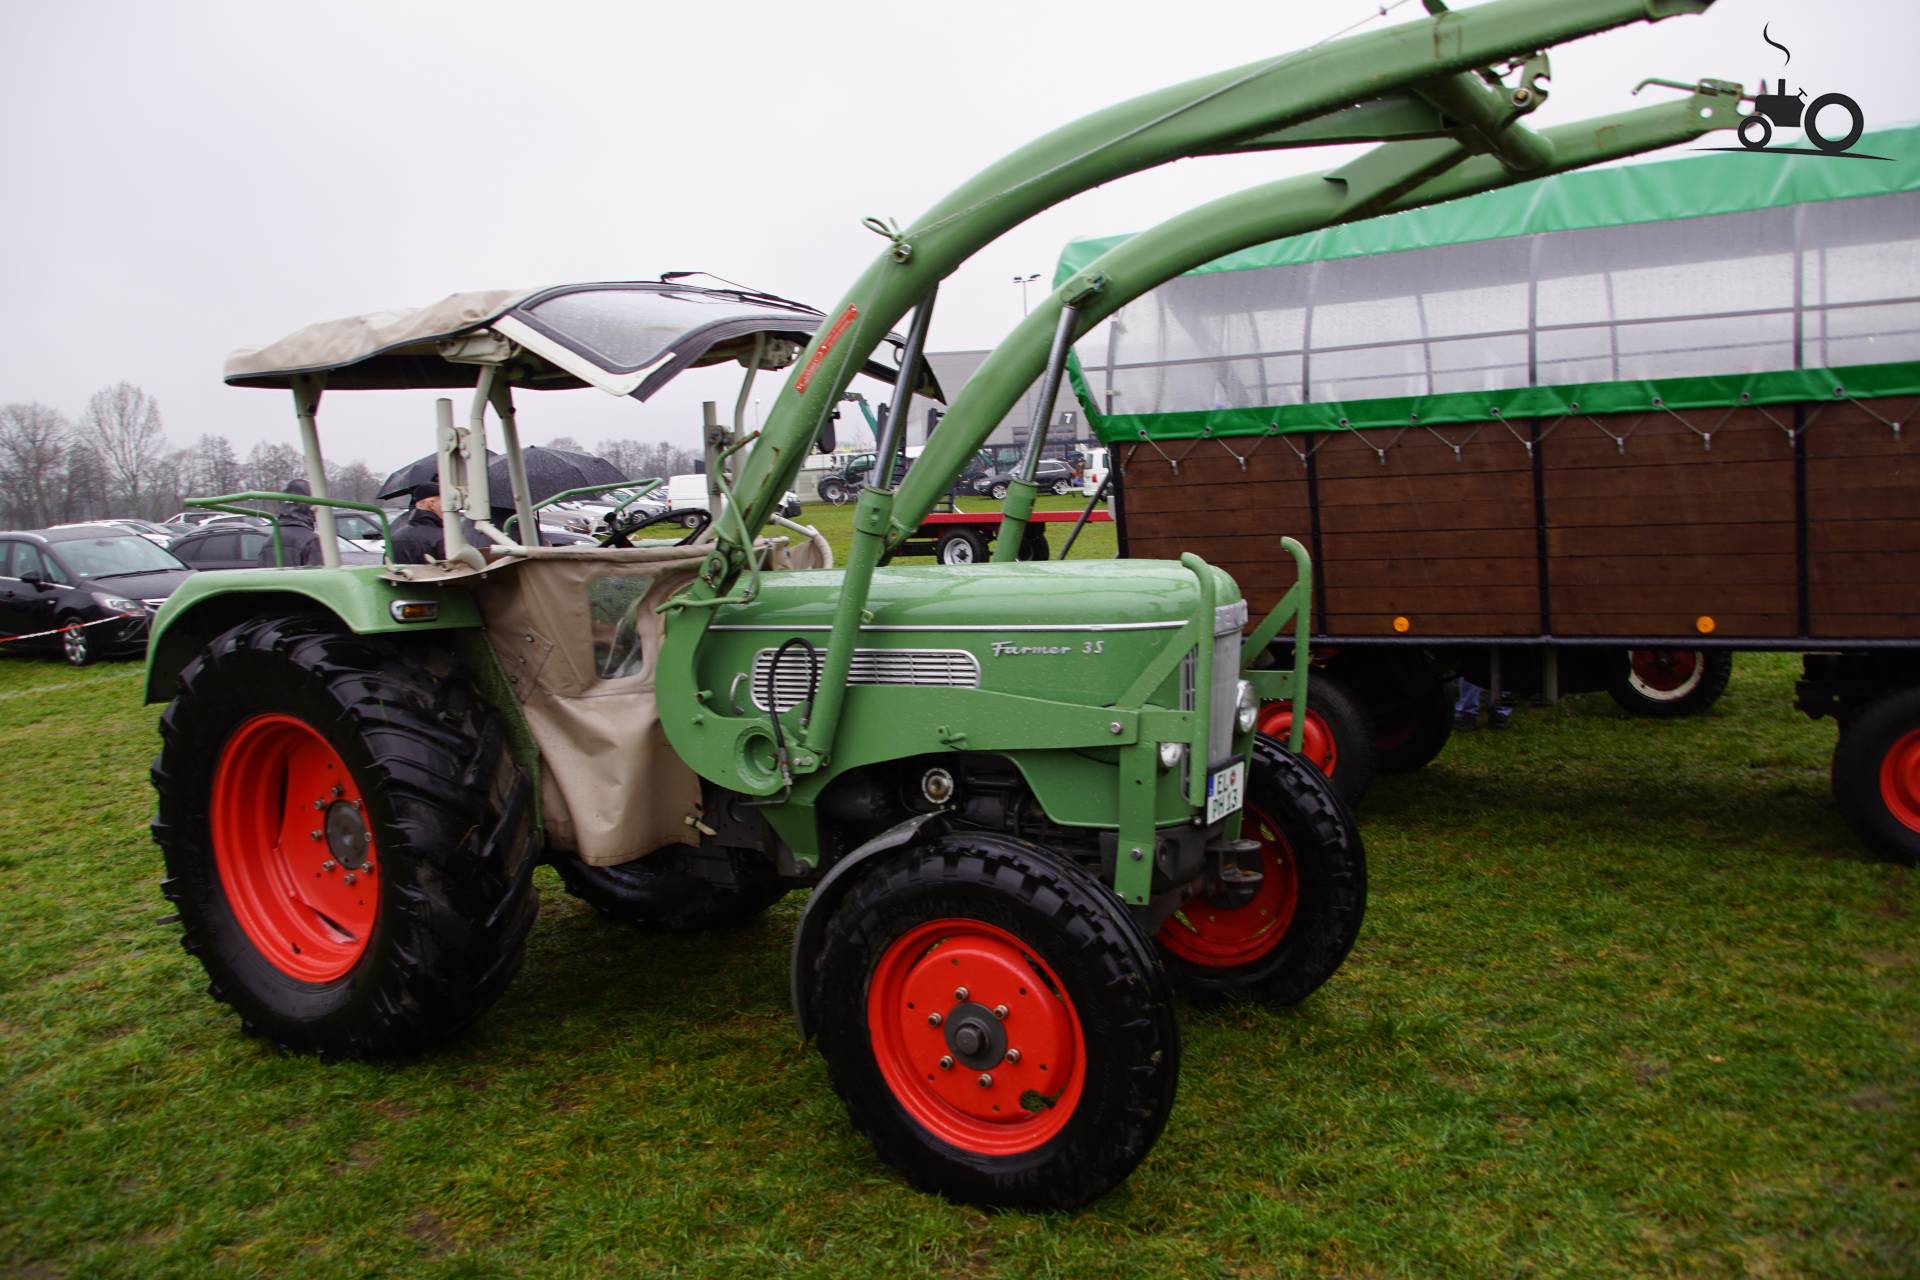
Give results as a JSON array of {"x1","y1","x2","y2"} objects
[
  {"x1": 434, "y1": 397, "x2": 483, "y2": 569},
  {"x1": 291, "y1": 374, "x2": 340, "y2": 568},
  {"x1": 489, "y1": 377, "x2": 537, "y2": 549}
]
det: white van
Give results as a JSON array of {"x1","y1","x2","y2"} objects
[
  {"x1": 1081, "y1": 447, "x2": 1111, "y2": 499},
  {"x1": 666, "y1": 473, "x2": 803, "y2": 526}
]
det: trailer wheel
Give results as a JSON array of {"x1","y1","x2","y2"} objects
[
  {"x1": 1369, "y1": 675, "x2": 1455, "y2": 774},
  {"x1": 151, "y1": 616, "x2": 538, "y2": 1057},
  {"x1": 989, "y1": 482, "x2": 1010, "y2": 501},
  {"x1": 812, "y1": 833, "x2": 1178, "y2": 1210},
  {"x1": 552, "y1": 845, "x2": 787, "y2": 931},
  {"x1": 1156, "y1": 735, "x2": 1366, "y2": 1007},
  {"x1": 935, "y1": 528, "x2": 989, "y2": 565},
  {"x1": 1017, "y1": 527, "x2": 1049, "y2": 561},
  {"x1": 1608, "y1": 649, "x2": 1732, "y2": 717},
  {"x1": 1254, "y1": 670, "x2": 1375, "y2": 807},
  {"x1": 1832, "y1": 685, "x2": 1920, "y2": 865}
]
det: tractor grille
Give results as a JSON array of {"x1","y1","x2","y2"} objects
[
  {"x1": 750, "y1": 647, "x2": 980, "y2": 713},
  {"x1": 1178, "y1": 600, "x2": 1247, "y2": 770}
]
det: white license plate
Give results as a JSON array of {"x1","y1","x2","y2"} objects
[{"x1": 1206, "y1": 760, "x2": 1246, "y2": 824}]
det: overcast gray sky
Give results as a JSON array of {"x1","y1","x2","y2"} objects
[{"x1": 3, "y1": 0, "x2": 1915, "y2": 472}]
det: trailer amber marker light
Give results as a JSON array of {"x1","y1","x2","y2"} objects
[
  {"x1": 389, "y1": 601, "x2": 439, "y2": 623},
  {"x1": 1696, "y1": 615, "x2": 1716, "y2": 634},
  {"x1": 1393, "y1": 616, "x2": 1412, "y2": 633}
]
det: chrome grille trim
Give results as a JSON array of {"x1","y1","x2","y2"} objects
[
  {"x1": 1210, "y1": 628, "x2": 1242, "y2": 767},
  {"x1": 750, "y1": 647, "x2": 981, "y2": 712},
  {"x1": 1214, "y1": 600, "x2": 1248, "y2": 636}
]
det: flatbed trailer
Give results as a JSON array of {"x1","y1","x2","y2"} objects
[
  {"x1": 1067, "y1": 123, "x2": 1920, "y2": 860},
  {"x1": 898, "y1": 507, "x2": 1113, "y2": 564}
]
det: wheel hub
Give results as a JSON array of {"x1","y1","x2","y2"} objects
[
  {"x1": 943, "y1": 1001, "x2": 1007, "y2": 1070},
  {"x1": 324, "y1": 799, "x2": 371, "y2": 869}
]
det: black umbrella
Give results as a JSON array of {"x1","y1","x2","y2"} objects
[
  {"x1": 376, "y1": 450, "x2": 501, "y2": 501},
  {"x1": 500, "y1": 446, "x2": 628, "y2": 502}
]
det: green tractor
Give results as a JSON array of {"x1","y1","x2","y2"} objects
[{"x1": 146, "y1": 0, "x2": 1743, "y2": 1208}]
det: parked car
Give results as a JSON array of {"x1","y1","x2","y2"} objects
[
  {"x1": 1080, "y1": 447, "x2": 1111, "y2": 499},
  {"x1": 970, "y1": 457, "x2": 1077, "y2": 499},
  {"x1": 51, "y1": 518, "x2": 176, "y2": 548},
  {"x1": 0, "y1": 528, "x2": 193, "y2": 665},
  {"x1": 168, "y1": 525, "x2": 383, "y2": 568},
  {"x1": 162, "y1": 510, "x2": 225, "y2": 532}
]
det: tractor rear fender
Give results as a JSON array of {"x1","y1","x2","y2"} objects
[
  {"x1": 791, "y1": 810, "x2": 946, "y2": 1039},
  {"x1": 144, "y1": 568, "x2": 482, "y2": 702}
]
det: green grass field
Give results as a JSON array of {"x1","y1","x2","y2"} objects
[{"x1": 2, "y1": 523, "x2": 1915, "y2": 1277}]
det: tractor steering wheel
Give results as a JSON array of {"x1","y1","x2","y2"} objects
[{"x1": 601, "y1": 507, "x2": 712, "y2": 548}]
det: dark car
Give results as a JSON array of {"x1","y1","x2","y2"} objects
[
  {"x1": 970, "y1": 457, "x2": 1077, "y2": 500},
  {"x1": 0, "y1": 528, "x2": 194, "y2": 666},
  {"x1": 169, "y1": 525, "x2": 384, "y2": 569}
]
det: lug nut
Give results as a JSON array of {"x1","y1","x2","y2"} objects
[
  {"x1": 938, "y1": 1056, "x2": 953, "y2": 1070},
  {"x1": 321, "y1": 859, "x2": 336, "y2": 871},
  {"x1": 310, "y1": 830, "x2": 323, "y2": 841},
  {"x1": 993, "y1": 1004, "x2": 1008, "y2": 1019},
  {"x1": 331, "y1": 784, "x2": 344, "y2": 798},
  {"x1": 954, "y1": 986, "x2": 969, "y2": 1001},
  {"x1": 977, "y1": 1073, "x2": 993, "y2": 1088},
  {"x1": 1005, "y1": 1049, "x2": 1021, "y2": 1064},
  {"x1": 927, "y1": 1011, "x2": 943, "y2": 1026},
  {"x1": 312, "y1": 799, "x2": 325, "y2": 811},
  {"x1": 343, "y1": 873, "x2": 357, "y2": 885}
]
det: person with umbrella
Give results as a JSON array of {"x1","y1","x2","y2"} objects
[
  {"x1": 379, "y1": 445, "x2": 636, "y2": 561},
  {"x1": 391, "y1": 483, "x2": 449, "y2": 564}
]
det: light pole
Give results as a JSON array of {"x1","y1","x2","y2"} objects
[{"x1": 1012, "y1": 272, "x2": 1040, "y2": 316}]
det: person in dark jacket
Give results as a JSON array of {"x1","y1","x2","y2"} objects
[
  {"x1": 254, "y1": 477, "x2": 326, "y2": 567},
  {"x1": 391, "y1": 483, "x2": 446, "y2": 564}
]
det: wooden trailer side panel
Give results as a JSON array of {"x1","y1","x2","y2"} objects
[
  {"x1": 1806, "y1": 395, "x2": 1920, "y2": 638},
  {"x1": 1541, "y1": 408, "x2": 1798, "y2": 638},
  {"x1": 1115, "y1": 394, "x2": 1917, "y2": 644}
]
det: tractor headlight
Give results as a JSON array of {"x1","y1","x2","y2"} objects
[
  {"x1": 1235, "y1": 681, "x2": 1258, "y2": 735},
  {"x1": 1157, "y1": 740, "x2": 1187, "y2": 772}
]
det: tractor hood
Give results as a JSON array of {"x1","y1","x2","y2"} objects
[
  {"x1": 700, "y1": 559, "x2": 1242, "y2": 713},
  {"x1": 717, "y1": 559, "x2": 1237, "y2": 632}
]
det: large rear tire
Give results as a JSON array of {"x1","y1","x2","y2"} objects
[
  {"x1": 812, "y1": 833, "x2": 1179, "y2": 1210},
  {"x1": 1832, "y1": 685, "x2": 1920, "y2": 865},
  {"x1": 1156, "y1": 736, "x2": 1367, "y2": 1007},
  {"x1": 552, "y1": 844, "x2": 787, "y2": 932},
  {"x1": 1255, "y1": 669, "x2": 1376, "y2": 807},
  {"x1": 1608, "y1": 649, "x2": 1733, "y2": 717},
  {"x1": 1368, "y1": 674, "x2": 1455, "y2": 775},
  {"x1": 152, "y1": 616, "x2": 538, "y2": 1057}
]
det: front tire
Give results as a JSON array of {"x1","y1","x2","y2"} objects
[
  {"x1": 1832, "y1": 685, "x2": 1920, "y2": 865},
  {"x1": 1156, "y1": 736, "x2": 1367, "y2": 1006},
  {"x1": 1608, "y1": 649, "x2": 1732, "y2": 717},
  {"x1": 552, "y1": 844, "x2": 787, "y2": 931},
  {"x1": 1255, "y1": 669, "x2": 1376, "y2": 807},
  {"x1": 812, "y1": 834, "x2": 1179, "y2": 1210},
  {"x1": 990, "y1": 482, "x2": 1009, "y2": 501},
  {"x1": 152, "y1": 616, "x2": 538, "y2": 1057},
  {"x1": 820, "y1": 480, "x2": 849, "y2": 506}
]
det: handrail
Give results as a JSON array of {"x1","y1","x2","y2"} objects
[
  {"x1": 1241, "y1": 537, "x2": 1316, "y2": 757},
  {"x1": 186, "y1": 491, "x2": 395, "y2": 565}
]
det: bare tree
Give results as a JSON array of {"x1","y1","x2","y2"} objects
[
  {"x1": 82, "y1": 382, "x2": 167, "y2": 515},
  {"x1": 0, "y1": 402, "x2": 71, "y2": 528},
  {"x1": 595, "y1": 438, "x2": 696, "y2": 481},
  {"x1": 59, "y1": 444, "x2": 109, "y2": 523},
  {"x1": 244, "y1": 441, "x2": 305, "y2": 492},
  {"x1": 330, "y1": 460, "x2": 380, "y2": 503},
  {"x1": 545, "y1": 434, "x2": 585, "y2": 453},
  {"x1": 194, "y1": 434, "x2": 243, "y2": 496}
]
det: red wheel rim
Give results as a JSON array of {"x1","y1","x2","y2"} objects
[
  {"x1": 1258, "y1": 702, "x2": 1338, "y2": 775},
  {"x1": 1627, "y1": 649, "x2": 1702, "y2": 698},
  {"x1": 1158, "y1": 803, "x2": 1301, "y2": 968},
  {"x1": 866, "y1": 918, "x2": 1086, "y2": 1155},
  {"x1": 1881, "y1": 728, "x2": 1920, "y2": 835},
  {"x1": 211, "y1": 713, "x2": 380, "y2": 983}
]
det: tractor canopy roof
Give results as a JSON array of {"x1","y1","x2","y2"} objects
[{"x1": 224, "y1": 279, "x2": 942, "y2": 402}]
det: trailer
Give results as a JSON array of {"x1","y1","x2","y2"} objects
[
  {"x1": 1064, "y1": 123, "x2": 1920, "y2": 858},
  {"x1": 900, "y1": 507, "x2": 1114, "y2": 564}
]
